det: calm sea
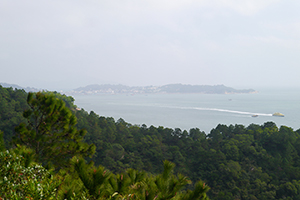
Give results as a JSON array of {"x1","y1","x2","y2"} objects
[{"x1": 72, "y1": 88, "x2": 300, "y2": 134}]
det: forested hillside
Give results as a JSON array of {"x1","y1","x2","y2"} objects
[
  {"x1": 0, "y1": 86, "x2": 28, "y2": 147},
  {"x1": 0, "y1": 87, "x2": 209, "y2": 199},
  {"x1": 76, "y1": 112, "x2": 300, "y2": 199},
  {"x1": 1, "y1": 85, "x2": 300, "y2": 199}
]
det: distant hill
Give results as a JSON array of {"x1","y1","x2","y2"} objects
[
  {"x1": 69, "y1": 84, "x2": 256, "y2": 95},
  {"x1": 0, "y1": 83, "x2": 40, "y2": 93},
  {"x1": 159, "y1": 84, "x2": 255, "y2": 94}
]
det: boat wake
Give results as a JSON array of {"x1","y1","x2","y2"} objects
[
  {"x1": 110, "y1": 102, "x2": 273, "y2": 117},
  {"x1": 163, "y1": 105, "x2": 272, "y2": 117}
]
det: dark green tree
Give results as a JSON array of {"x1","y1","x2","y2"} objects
[
  {"x1": 13, "y1": 92, "x2": 95, "y2": 169},
  {"x1": 0, "y1": 131, "x2": 5, "y2": 151},
  {"x1": 0, "y1": 85, "x2": 28, "y2": 148}
]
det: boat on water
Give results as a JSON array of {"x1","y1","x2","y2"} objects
[
  {"x1": 252, "y1": 115, "x2": 258, "y2": 117},
  {"x1": 272, "y1": 112, "x2": 284, "y2": 117}
]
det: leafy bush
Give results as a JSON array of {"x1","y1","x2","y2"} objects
[{"x1": 0, "y1": 148, "x2": 61, "y2": 199}]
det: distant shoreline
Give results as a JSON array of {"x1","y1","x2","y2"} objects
[
  {"x1": 70, "y1": 91, "x2": 258, "y2": 96},
  {"x1": 0, "y1": 82, "x2": 257, "y2": 95},
  {"x1": 66, "y1": 83, "x2": 256, "y2": 96}
]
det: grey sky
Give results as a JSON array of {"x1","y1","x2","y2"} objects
[{"x1": 1, "y1": 0, "x2": 300, "y2": 90}]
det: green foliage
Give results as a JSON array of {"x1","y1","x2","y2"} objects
[
  {"x1": 0, "y1": 131, "x2": 5, "y2": 151},
  {"x1": 76, "y1": 109, "x2": 300, "y2": 199},
  {"x1": 0, "y1": 147, "x2": 61, "y2": 199},
  {"x1": 152, "y1": 160, "x2": 192, "y2": 199},
  {"x1": 13, "y1": 92, "x2": 95, "y2": 169},
  {"x1": 71, "y1": 157, "x2": 210, "y2": 200},
  {"x1": 71, "y1": 156, "x2": 112, "y2": 199},
  {"x1": 43, "y1": 91, "x2": 77, "y2": 110},
  {"x1": 3, "y1": 87, "x2": 300, "y2": 199},
  {"x1": 0, "y1": 85, "x2": 28, "y2": 148},
  {"x1": 55, "y1": 171, "x2": 90, "y2": 200}
]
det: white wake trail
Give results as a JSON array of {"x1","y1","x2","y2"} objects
[{"x1": 163, "y1": 105, "x2": 272, "y2": 116}]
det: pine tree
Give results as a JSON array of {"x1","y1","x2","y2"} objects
[
  {"x1": 13, "y1": 92, "x2": 95, "y2": 169},
  {"x1": 0, "y1": 131, "x2": 5, "y2": 151},
  {"x1": 71, "y1": 156, "x2": 112, "y2": 199}
]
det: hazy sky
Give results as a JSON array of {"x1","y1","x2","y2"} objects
[{"x1": 1, "y1": 0, "x2": 300, "y2": 90}]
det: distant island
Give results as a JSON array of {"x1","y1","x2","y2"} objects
[
  {"x1": 67, "y1": 84, "x2": 256, "y2": 95},
  {"x1": 0, "y1": 82, "x2": 40, "y2": 93}
]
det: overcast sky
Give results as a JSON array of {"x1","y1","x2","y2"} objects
[{"x1": 1, "y1": 0, "x2": 300, "y2": 90}]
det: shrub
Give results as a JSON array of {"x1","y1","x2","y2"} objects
[{"x1": 0, "y1": 148, "x2": 61, "y2": 199}]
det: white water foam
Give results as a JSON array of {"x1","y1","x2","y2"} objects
[
  {"x1": 162, "y1": 105, "x2": 272, "y2": 117},
  {"x1": 108, "y1": 103, "x2": 273, "y2": 117}
]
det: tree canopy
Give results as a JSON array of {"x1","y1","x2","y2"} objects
[
  {"x1": 13, "y1": 92, "x2": 95, "y2": 169},
  {"x1": 2, "y1": 85, "x2": 300, "y2": 199}
]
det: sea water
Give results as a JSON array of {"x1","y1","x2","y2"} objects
[{"x1": 72, "y1": 88, "x2": 300, "y2": 134}]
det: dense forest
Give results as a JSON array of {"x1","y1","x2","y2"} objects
[{"x1": 1, "y1": 85, "x2": 300, "y2": 199}]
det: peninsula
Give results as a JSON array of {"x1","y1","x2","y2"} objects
[{"x1": 68, "y1": 84, "x2": 256, "y2": 95}]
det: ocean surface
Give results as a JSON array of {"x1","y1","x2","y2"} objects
[{"x1": 72, "y1": 88, "x2": 300, "y2": 134}]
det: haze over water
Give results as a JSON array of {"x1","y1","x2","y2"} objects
[
  {"x1": 73, "y1": 88, "x2": 300, "y2": 133},
  {"x1": 2, "y1": 1, "x2": 300, "y2": 91}
]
